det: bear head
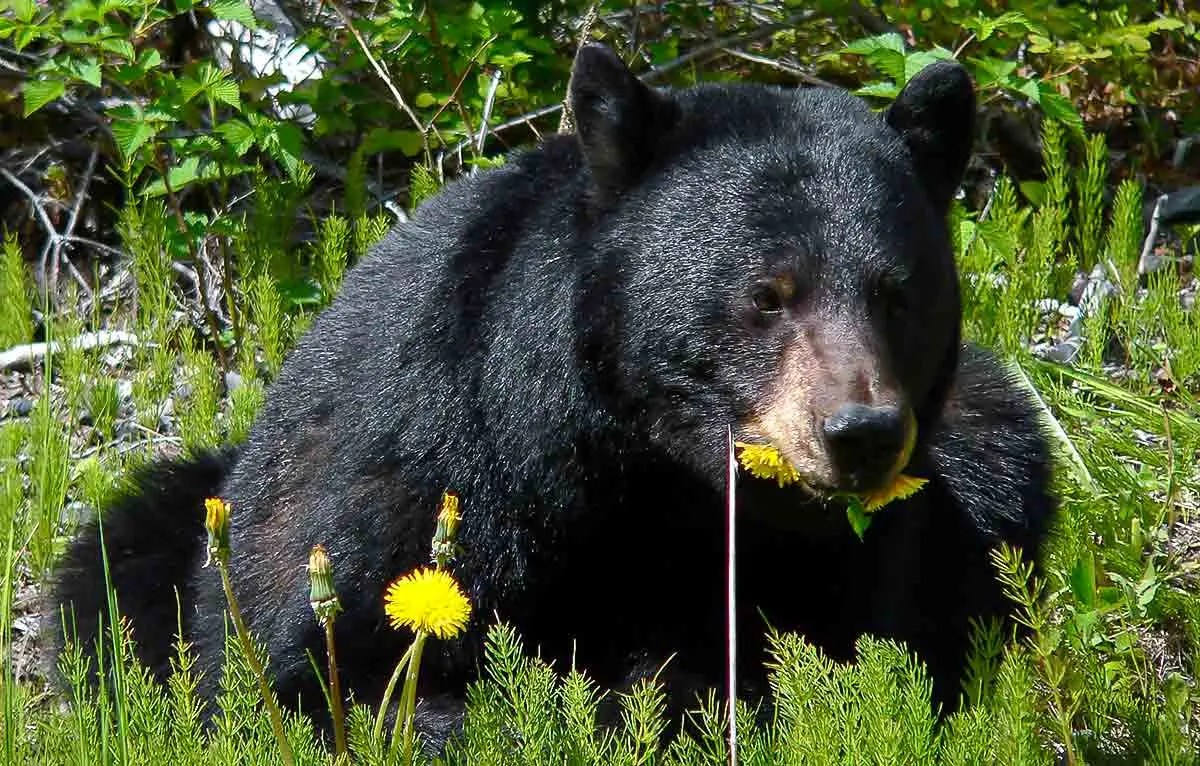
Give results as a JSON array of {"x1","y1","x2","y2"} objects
[{"x1": 571, "y1": 43, "x2": 975, "y2": 499}]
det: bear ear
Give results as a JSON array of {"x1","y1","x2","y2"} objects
[
  {"x1": 568, "y1": 42, "x2": 679, "y2": 199},
  {"x1": 884, "y1": 61, "x2": 976, "y2": 213}
]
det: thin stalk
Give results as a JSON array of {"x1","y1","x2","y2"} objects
[
  {"x1": 323, "y1": 620, "x2": 347, "y2": 759},
  {"x1": 373, "y1": 642, "x2": 416, "y2": 743},
  {"x1": 216, "y1": 557, "x2": 295, "y2": 766},
  {"x1": 391, "y1": 632, "x2": 428, "y2": 764}
]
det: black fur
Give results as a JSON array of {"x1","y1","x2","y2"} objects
[{"x1": 52, "y1": 44, "x2": 1056, "y2": 746}]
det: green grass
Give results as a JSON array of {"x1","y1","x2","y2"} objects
[{"x1": 0, "y1": 120, "x2": 1197, "y2": 764}]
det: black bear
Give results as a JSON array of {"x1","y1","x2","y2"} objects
[{"x1": 53, "y1": 42, "x2": 1056, "y2": 745}]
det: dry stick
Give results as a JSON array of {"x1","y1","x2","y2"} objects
[
  {"x1": 0, "y1": 330, "x2": 140, "y2": 372},
  {"x1": 0, "y1": 167, "x2": 94, "y2": 299},
  {"x1": 52, "y1": 147, "x2": 100, "y2": 293},
  {"x1": 424, "y1": 3, "x2": 478, "y2": 158},
  {"x1": 559, "y1": 3, "x2": 601, "y2": 135},
  {"x1": 719, "y1": 47, "x2": 836, "y2": 88},
  {"x1": 474, "y1": 68, "x2": 504, "y2": 158},
  {"x1": 153, "y1": 147, "x2": 229, "y2": 372},
  {"x1": 725, "y1": 425, "x2": 738, "y2": 766},
  {"x1": 325, "y1": 0, "x2": 431, "y2": 160},
  {"x1": 450, "y1": 9, "x2": 820, "y2": 158}
]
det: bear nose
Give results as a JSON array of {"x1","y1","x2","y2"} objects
[{"x1": 821, "y1": 403, "x2": 908, "y2": 492}]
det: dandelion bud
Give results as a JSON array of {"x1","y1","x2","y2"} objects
[
  {"x1": 308, "y1": 544, "x2": 342, "y2": 623},
  {"x1": 431, "y1": 490, "x2": 462, "y2": 567},
  {"x1": 203, "y1": 497, "x2": 231, "y2": 567}
]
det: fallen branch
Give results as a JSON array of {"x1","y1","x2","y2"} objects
[{"x1": 0, "y1": 331, "x2": 141, "y2": 372}]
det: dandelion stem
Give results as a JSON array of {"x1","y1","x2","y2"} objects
[
  {"x1": 373, "y1": 641, "x2": 416, "y2": 743},
  {"x1": 216, "y1": 557, "x2": 295, "y2": 766},
  {"x1": 392, "y1": 631, "x2": 429, "y2": 765},
  {"x1": 324, "y1": 620, "x2": 348, "y2": 759}
]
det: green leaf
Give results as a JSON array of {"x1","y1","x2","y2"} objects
[
  {"x1": 13, "y1": 0, "x2": 35, "y2": 23},
  {"x1": 843, "y1": 32, "x2": 906, "y2": 56},
  {"x1": 23, "y1": 79, "x2": 65, "y2": 116},
  {"x1": 903, "y1": 48, "x2": 956, "y2": 85},
  {"x1": 100, "y1": 38, "x2": 137, "y2": 61},
  {"x1": 846, "y1": 497, "x2": 872, "y2": 541},
  {"x1": 208, "y1": 0, "x2": 257, "y2": 27},
  {"x1": 360, "y1": 128, "x2": 425, "y2": 157},
  {"x1": 275, "y1": 277, "x2": 323, "y2": 309},
  {"x1": 414, "y1": 92, "x2": 438, "y2": 108},
  {"x1": 73, "y1": 58, "x2": 102, "y2": 88},
  {"x1": 111, "y1": 118, "x2": 158, "y2": 161},
  {"x1": 1068, "y1": 552, "x2": 1096, "y2": 609},
  {"x1": 216, "y1": 118, "x2": 255, "y2": 155},
  {"x1": 842, "y1": 32, "x2": 907, "y2": 84},
  {"x1": 1038, "y1": 86, "x2": 1084, "y2": 133},
  {"x1": 209, "y1": 76, "x2": 241, "y2": 110},
  {"x1": 968, "y1": 56, "x2": 1017, "y2": 88},
  {"x1": 853, "y1": 81, "x2": 900, "y2": 101}
]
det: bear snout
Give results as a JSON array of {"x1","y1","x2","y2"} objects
[{"x1": 820, "y1": 402, "x2": 915, "y2": 492}]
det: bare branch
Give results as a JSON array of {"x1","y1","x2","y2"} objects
[{"x1": 0, "y1": 331, "x2": 141, "y2": 372}]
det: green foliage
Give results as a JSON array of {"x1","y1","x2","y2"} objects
[
  {"x1": 1, "y1": 5, "x2": 1199, "y2": 763},
  {"x1": 0, "y1": 233, "x2": 33, "y2": 349},
  {"x1": 833, "y1": 2, "x2": 1191, "y2": 136}
]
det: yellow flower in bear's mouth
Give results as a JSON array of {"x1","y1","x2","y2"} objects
[
  {"x1": 733, "y1": 441, "x2": 928, "y2": 536},
  {"x1": 383, "y1": 567, "x2": 472, "y2": 639}
]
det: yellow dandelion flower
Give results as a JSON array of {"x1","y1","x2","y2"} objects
[
  {"x1": 203, "y1": 497, "x2": 231, "y2": 566},
  {"x1": 734, "y1": 442, "x2": 802, "y2": 487},
  {"x1": 733, "y1": 441, "x2": 927, "y2": 511},
  {"x1": 861, "y1": 473, "x2": 928, "y2": 512},
  {"x1": 383, "y1": 568, "x2": 472, "y2": 639}
]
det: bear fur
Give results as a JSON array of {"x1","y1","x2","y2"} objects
[{"x1": 53, "y1": 43, "x2": 1056, "y2": 745}]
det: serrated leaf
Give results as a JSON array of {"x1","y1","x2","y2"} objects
[
  {"x1": 843, "y1": 32, "x2": 906, "y2": 56},
  {"x1": 209, "y1": 76, "x2": 241, "y2": 109},
  {"x1": 73, "y1": 58, "x2": 102, "y2": 88},
  {"x1": 23, "y1": 79, "x2": 65, "y2": 116},
  {"x1": 208, "y1": 0, "x2": 257, "y2": 27},
  {"x1": 112, "y1": 118, "x2": 158, "y2": 160},
  {"x1": 968, "y1": 56, "x2": 1017, "y2": 88},
  {"x1": 1013, "y1": 78, "x2": 1040, "y2": 103},
  {"x1": 141, "y1": 156, "x2": 252, "y2": 197},
  {"x1": 100, "y1": 38, "x2": 137, "y2": 61},
  {"x1": 903, "y1": 49, "x2": 955, "y2": 85},
  {"x1": 138, "y1": 49, "x2": 162, "y2": 69},
  {"x1": 1038, "y1": 87, "x2": 1083, "y2": 133},
  {"x1": 853, "y1": 81, "x2": 900, "y2": 101},
  {"x1": 216, "y1": 118, "x2": 255, "y2": 155}
]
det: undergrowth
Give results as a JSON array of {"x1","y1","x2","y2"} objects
[{"x1": 0, "y1": 84, "x2": 1197, "y2": 766}]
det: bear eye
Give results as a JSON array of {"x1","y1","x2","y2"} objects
[{"x1": 751, "y1": 282, "x2": 785, "y2": 315}]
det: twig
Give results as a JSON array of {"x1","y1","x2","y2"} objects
[
  {"x1": 0, "y1": 167, "x2": 61, "y2": 245},
  {"x1": 1136, "y1": 195, "x2": 1164, "y2": 277},
  {"x1": 641, "y1": 10, "x2": 818, "y2": 82},
  {"x1": 324, "y1": 0, "x2": 429, "y2": 158},
  {"x1": 559, "y1": 3, "x2": 601, "y2": 134},
  {"x1": 449, "y1": 10, "x2": 820, "y2": 158},
  {"x1": 474, "y1": 68, "x2": 503, "y2": 157},
  {"x1": 719, "y1": 48, "x2": 836, "y2": 87},
  {"x1": 52, "y1": 148, "x2": 100, "y2": 293},
  {"x1": 0, "y1": 331, "x2": 140, "y2": 372},
  {"x1": 0, "y1": 166, "x2": 93, "y2": 298}
]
